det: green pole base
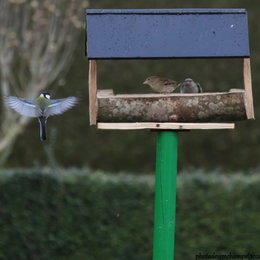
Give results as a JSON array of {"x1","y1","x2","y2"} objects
[{"x1": 153, "y1": 131, "x2": 178, "y2": 260}]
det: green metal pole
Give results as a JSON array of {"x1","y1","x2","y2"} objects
[{"x1": 153, "y1": 131, "x2": 178, "y2": 260}]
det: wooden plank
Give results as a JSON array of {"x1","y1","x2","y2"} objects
[
  {"x1": 243, "y1": 58, "x2": 255, "y2": 119},
  {"x1": 88, "y1": 60, "x2": 97, "y2": 125},
  {"x1": 86, "y1": 9, "x2": 250, "y2": 59},
  {"x1": 97, "y1": 122, "x2": 235, "y2": 130},
  {"x1": 97, "y1": 89, "x2": 114, "y2": 97},
  {"x1": 98, "y1": 90, "x2": 245, "y2": 99},
  {"x1": 97, "y1": 90, "x2": 247, "y2": 123}
]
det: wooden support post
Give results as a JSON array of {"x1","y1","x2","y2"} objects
[
  {"x1": 153, "y1": 131, "x2": 178, "y2": 260},
  {"x1": 88, "y1": 60, "x2": 97, "y2": 125},
  {"x1": 243, "y1": 58, "x2": 255, "y2": 119}
]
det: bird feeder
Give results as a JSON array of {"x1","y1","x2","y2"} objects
[
  {"x1": 86, "y1": 9, "x2": 254, "y2": 130},
  {"x1": 85, "y1": 9, "x2": 254, "y2": 260}
]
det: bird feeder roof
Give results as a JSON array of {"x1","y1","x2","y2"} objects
[{"x1": 86, "y1": 9, "x2": 250, "y2": 59}]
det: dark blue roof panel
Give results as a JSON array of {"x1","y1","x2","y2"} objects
[
  {"x1": 86, "y1": 9, "x2": 250, "y2": 59},
  {"x1": 86, "y1": 9, "x2": 247, "y2": 14}
]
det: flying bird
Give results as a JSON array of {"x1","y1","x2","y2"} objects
[
  {"x1": 5, "y1": 92, "x2": 78, "y2": 141},
  {"x1": 178, "y1": 78, "x2": 203, "y2": 93},
  {"x1": 143, "y1": 76, "x2": 178, "y2": 93}
]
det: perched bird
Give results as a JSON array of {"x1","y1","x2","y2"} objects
[
  {"x1": 143, "y1": 76, "x2": 178, "y2": 93},
  {"x1": 178, "y1": 78, "x2": 203, "y2": 93},
  {"x1": 5, "y1": 92, "x2": 78, "y2": 141}
]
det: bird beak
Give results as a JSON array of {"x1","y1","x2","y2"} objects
[{"x1": 143, "y1": 80, "x2": 148, "y2": 85}]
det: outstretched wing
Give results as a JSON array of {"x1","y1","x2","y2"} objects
[
  {"x1": 45, "y1": 96, "x2": 78, "y2": 116},
  {"x1": 4, "y1": 96, "x2": 40, "y2": 117}
]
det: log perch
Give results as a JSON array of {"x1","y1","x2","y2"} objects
[{"x1": 97, "y1": 89, "x2": 247, "y2": 123}]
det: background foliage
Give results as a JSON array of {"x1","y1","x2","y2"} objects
[
  {"x1": 0, "y1": 0, "x2": 88, "y2": 163},
  {"x1": 4, "y1": 0, "x2": 260, "y2": 172},
  {"x1": 1, "y1": 1, "x2": 259, "y2": 259},
  {"x1": 0, "y1": 169, "x2": 260, "y2": 260}
]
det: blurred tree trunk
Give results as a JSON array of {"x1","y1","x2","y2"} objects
[{"x1": 0, "y1": 0, "x2": 89, "y2": 164}]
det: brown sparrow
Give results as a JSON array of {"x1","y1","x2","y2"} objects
[{"x1": 143, "y1": 76, "x2": 178, "y2": 93}]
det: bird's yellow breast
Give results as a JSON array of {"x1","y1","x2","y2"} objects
[{"x1": 35, "y1": 96, "x2": 51, "y2": 110}]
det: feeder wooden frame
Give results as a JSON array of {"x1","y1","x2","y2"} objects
[
  {"x1": 88, "y1": 58, "x2": 254, "y2": 130},
  {"x1": 87, "y1": 9, "x2": 254, "y2": 130}
]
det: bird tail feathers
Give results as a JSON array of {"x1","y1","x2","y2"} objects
[{"x1": 38, "y1": 117, "x2": 47, "y2": 141}]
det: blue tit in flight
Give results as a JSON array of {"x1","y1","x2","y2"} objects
[
  {"x1": 178, "y1": 78, "x2": 203, "y2": 93},
  {"x1": 4, "y1": 92, "x2": 78, "y2": 141}
]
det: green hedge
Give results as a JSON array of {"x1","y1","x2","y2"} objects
[{"x1": 0, "y1": 169, "x2": 260, "y2": 260}]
